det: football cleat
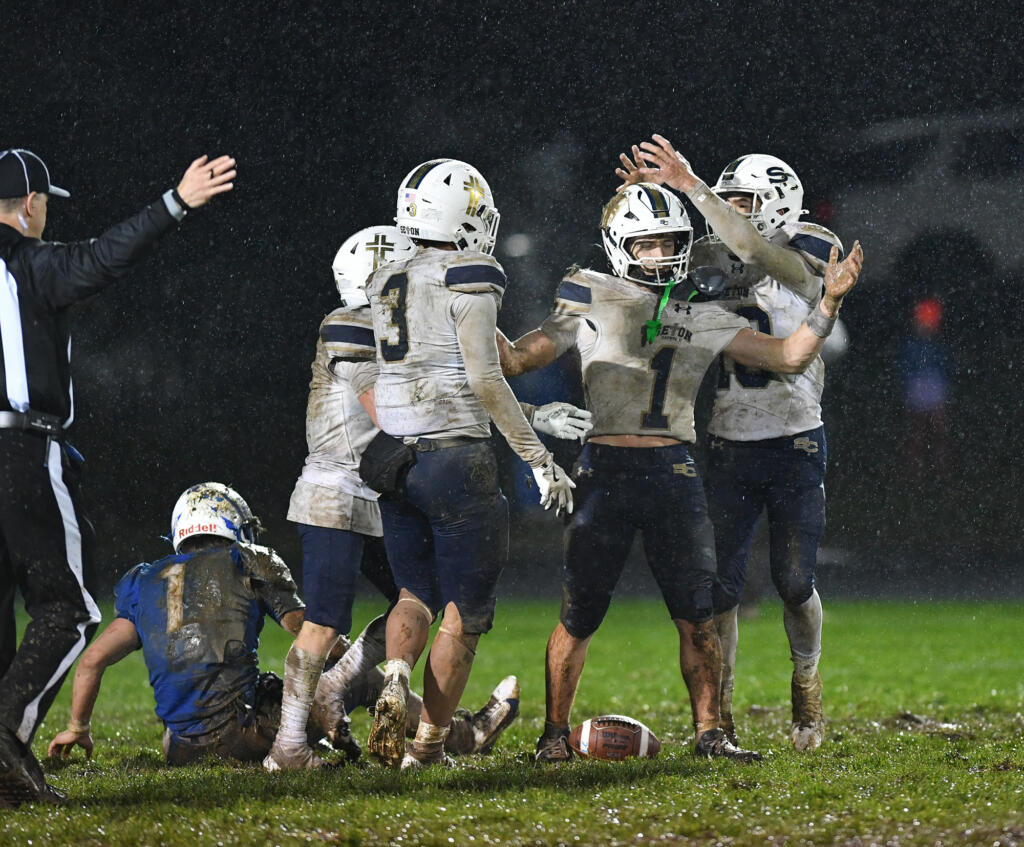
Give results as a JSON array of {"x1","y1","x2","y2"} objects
[
  {"x1": 694, "y1": 728, "x2": 762, "y2": 763},
  {"x1": 470, "y1": 675, "x2": 520, "y2": 754},
  {"x1": 262, "y1": 742, "x2": 326, "y2": 771},
  {"x1": 719, "y1": 710, "x2": 738, "y2": 746},
  {"x1": 534, "y1": 730, "x2": 574, "y2": 764},
  {"x1": 400, "y1": 740, "x2": 455, "y2": 770},
  {"x1": 791, "y1": 671, "x2": 824, "y2": 752},
  {"x1": 367, "y1": 673, "x2": 409, "y2": 767}
]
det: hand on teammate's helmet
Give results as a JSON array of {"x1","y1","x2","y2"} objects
[
  {"x1": 615, "y1": 134, "x2": 698, "y2": 194},
  {"x1": 176, "y1": 154, "x2": 237, "y2": 209},
  {"x1": 531, "y1": 402, "x2": 594, "y2": 443},
  {"x1": 532, "y1": 457, "x2": 576, "y2": 516}
]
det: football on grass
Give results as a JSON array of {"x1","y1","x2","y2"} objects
[{"x1": 568, "y1": 715, "x2": 660, "y2": 760}]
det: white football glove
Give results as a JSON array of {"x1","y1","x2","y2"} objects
[
  {"x1": 531, "y1": 456, "x2": 576, "y2": 516},
  {"x1": 531, "y1": 402, "x2": 594, "y2": 443}
]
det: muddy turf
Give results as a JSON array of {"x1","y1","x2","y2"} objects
[{"x1": 3, "y1": 598, "x2": 1022, "y2": 846}]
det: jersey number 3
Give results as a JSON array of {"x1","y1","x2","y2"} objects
[
  {"x1": 379, "y1": 273, "x2": 410, "y2": 362},
  {"x1": 642, "y1": 346, "x2": 676, "y2": 429}
]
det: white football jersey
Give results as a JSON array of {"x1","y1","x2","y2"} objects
[
  {"x1": 366, "y1": 248, "x2": 506, "y2": 438},
  {"x1": 691, "y1": 221, "x2": 843, "y2": 441},
  {"x1": 287, "y1": 306, "x2": 382, "y2": 535},
  {"x1": 540, "y1": 268, "x2": 749, "y2": 443}
]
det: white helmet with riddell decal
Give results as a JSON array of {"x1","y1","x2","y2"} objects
[
  {"x1": 395, "y1": 159, "x2": 500, "y2": 254},
  {"x1": 332, "y1": 226, "x2": 417, "y2": 308},
  {"x1": 600, "y1": 183, "x2": 692, "y2": 286},
  {"x1": 170, "y1": 482, "x2": 262, "y2": 552},
  {"x1": 711, "y1": 153, "x2": 806, "y2": 236}
]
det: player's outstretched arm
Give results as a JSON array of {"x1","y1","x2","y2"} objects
[
  {"x1": 175, "y1": 154, "x2": 236, "y2": 208},
  {"x1": 46, "y1": 618, "x2": 141, "y2": 760},
  {"x1": 725, "y1": 242, "x2": 863, "y2": 373},
  {"x1": 497, "y1": 329, "x2": 558, "y2": 377}
]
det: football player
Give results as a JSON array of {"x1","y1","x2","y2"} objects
[
  {"x1": 46, "y1": 484, "x2": 329, "y2": 765},
  {"x1": 618, "y1": 135, "x2": 855, "y2": 752},
  {"x1": 265, "y1": 224, "x2": 582, "y2": 769},
  {"x1": 499, "y1": 182, "x2": 862, "y2": 763},
  {"x1": 364, "y1": 159, "x2": 577, "y2": 769}
]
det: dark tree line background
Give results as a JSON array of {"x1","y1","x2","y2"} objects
[{"x1": 3, "y1": 0, "x2": 1022, "y2": 597}]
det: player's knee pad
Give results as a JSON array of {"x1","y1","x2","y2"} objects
[
  {"x1": 774, "y1": 569, "x2": 815, "y2": 607},
  {"x1": 560, "y1": 591, "x2": 612, "y2": 640}
]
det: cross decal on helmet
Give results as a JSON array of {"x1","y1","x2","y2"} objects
[
  {"x1": 365, "y1": 233, "x2": 396, "y2": 270},
  {"x1": 463, "y1": 175, "x2": 484, "y2": 216}
]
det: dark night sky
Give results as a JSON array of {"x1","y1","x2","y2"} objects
[{"x1": 3, "y1": 0, "x2": 1023, "y2": 589}]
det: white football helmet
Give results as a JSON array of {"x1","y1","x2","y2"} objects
[
  {"x1": 395, "y1": 159, "x2": 500, "y2": 254},
  {"x1": 170, "y1": 482, "x2": 262, "y2": 552},
  {"x1": 332, "y1": 226, "x2": 417, "y2": 308},
  {"x1": 711, "y1": 154, "x2": 806, "y2": 236},
  {"x1": 600, "y1": 183, "x2": 692, "y2": 286}
]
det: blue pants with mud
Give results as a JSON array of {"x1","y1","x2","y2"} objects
[{"x1": 705, "y1": 427, "x2": 827, "y2": 613}]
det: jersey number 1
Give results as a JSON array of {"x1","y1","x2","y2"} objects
[
  {"x1": 159, "y1": 563, "x2": 185, "y2": 634},
  {"x1": 642, "y1": 346, "x2": 676, "y2": 429},
  {"x1": 379, "y1": 273, "x2": 410, "y2": 362}
]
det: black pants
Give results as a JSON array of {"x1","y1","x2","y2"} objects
[{"x1": 0, "y1": 431, "x2": 100, "y2": 745}]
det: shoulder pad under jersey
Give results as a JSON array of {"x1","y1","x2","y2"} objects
[
  {"x1": 553, "y1": 267, "x2": 602, "y2": 316},
  {"x1": 777, "y1": 222, "x2": 844, "y2": 275},
  {"x1": 237, "y1": 543, "x2": 297, "y2": 589},
  {"x1": 319, "y1": 305, "x2": 376, "y2": 361},
  {"x1": 442, "y1": 252, "x2": 507, "y2": 295}
]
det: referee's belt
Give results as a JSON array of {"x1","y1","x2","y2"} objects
[
  {"x1": 0, "y1": 410, "x2": 64, "y2": 438},
  {"x1": 405, "y1": 435, "x2": 487, "y2": 452}
]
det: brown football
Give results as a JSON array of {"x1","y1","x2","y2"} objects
[{"x1": 568, "y1": 715, "x2": 660, "y2": 760}]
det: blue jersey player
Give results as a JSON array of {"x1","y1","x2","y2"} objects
[{"x1": 46, "y1": 483, "x2": 328, "y2": 765}]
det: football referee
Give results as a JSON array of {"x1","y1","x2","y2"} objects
[{"x1": 0, "y1": 148, "x2": 235, "y2": 806}]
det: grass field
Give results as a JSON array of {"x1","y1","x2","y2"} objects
[{"x1": 3, "y1": 597, "x2": 1023, "y2": 846}]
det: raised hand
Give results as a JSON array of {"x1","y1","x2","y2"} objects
[
  {"x1": 823, "y1": 241, "x2": 863, "y2": 308},
  {"x1": 635, "y1": 134, "x2": 700, "y2": 194},
  {"x1": 176, "y1": 154, "x2": 237, "y2": 208},
  {"x1": 614, "y1": 145, "x2": 663, "y2": 192}
]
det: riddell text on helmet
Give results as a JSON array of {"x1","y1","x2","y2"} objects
[{"x1": 178, "y1": 523, "x2": 221, "y2": 540}]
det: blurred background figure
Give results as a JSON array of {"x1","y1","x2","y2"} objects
[{"x1": 899, "y1": 296, "x2": 951, "y2": 483}]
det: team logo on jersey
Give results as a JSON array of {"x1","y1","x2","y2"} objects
[
  {"x1": 793, "y1": 437, "x2": 819, "y2": 454},
  {"x1": 464, "y1": 175, "x2": 484, "y2": 216}
]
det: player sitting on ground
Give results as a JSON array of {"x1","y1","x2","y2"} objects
[
  {"x1": 46, "y1": 483, "x2": 519, "y2": 765},
  {"x1": 264, "y1": 225, "x2": 530, "y2": 770},
  {"x1": 618, "y1": 136, "x2": 848, "y2": 751},
  {"x1": 498, "y1": 181, "x2": 862, "y2": 763}
]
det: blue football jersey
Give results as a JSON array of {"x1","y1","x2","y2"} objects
[{"x1": 114, "y1": 543, "x2": 302, "y2": 737}]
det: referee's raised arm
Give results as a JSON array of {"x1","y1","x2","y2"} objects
[{"x1": 0, "y1": 147, "x2": 234, "y2": 808}]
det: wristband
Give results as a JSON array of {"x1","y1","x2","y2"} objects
[
  {"x1": 805, "y1": 306, "x2": 836, "y2": 338},
  {"x1": 67, "y1": 717, "x2": 91, "y2": 735}
]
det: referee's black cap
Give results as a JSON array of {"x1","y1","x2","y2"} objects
[{"x1": 0, "y1": 149, "x2": 70, "y2": 199}]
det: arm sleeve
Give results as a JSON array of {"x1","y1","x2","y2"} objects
[
  {"x1": 538, "y1": 271, "x2": 589, "y2": 356},
  {"x1": 244, "y1": 546, "x2": 305, "y2": 623},
  {"x1": 452, "y1": 292, "x2": 549, "y2": 467},
  {"x1": 321, "y1": 308, "x2": 377, "y2": 363},
  {"x1": 686, "y1": 180, "x2": 823, "y2": 301},
  {"x1": 24, "y1": 195, "x2": 182, "y2": 309}
]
